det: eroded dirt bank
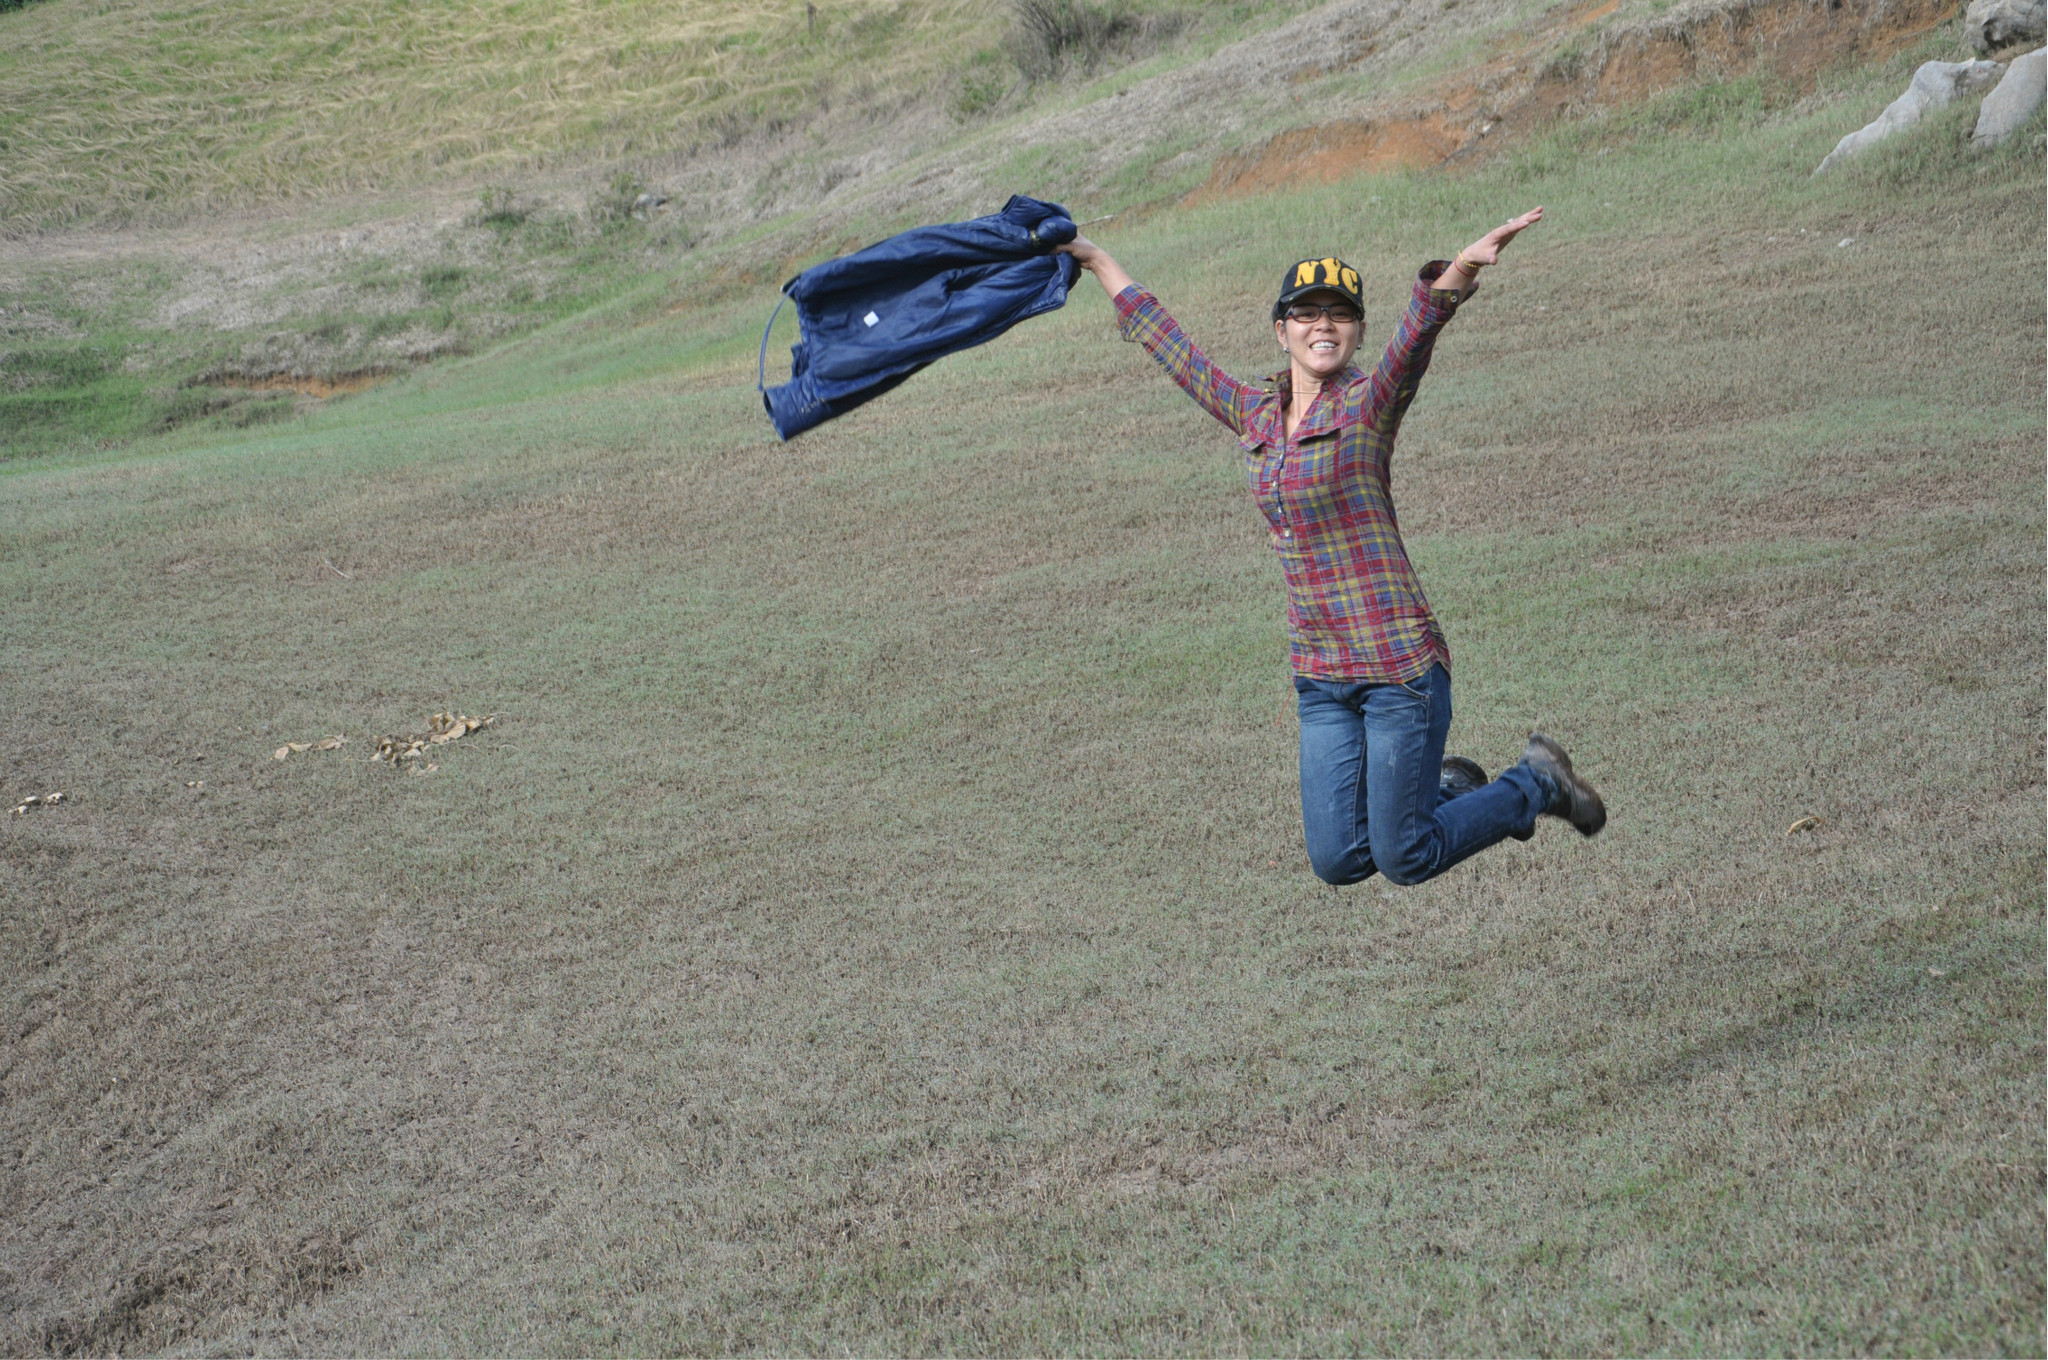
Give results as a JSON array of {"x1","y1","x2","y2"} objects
[{"x1": 1192, "y1": 0, "x2": 1960, "y2": 197}]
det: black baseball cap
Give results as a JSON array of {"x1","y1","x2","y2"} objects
[{"x1": 1274, "y1": 257, "x2": 1364, "y2": 320}]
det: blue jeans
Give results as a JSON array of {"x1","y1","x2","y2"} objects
[{"x1": 1296, "y1": 665, "x2": 1549, "y2": 886}]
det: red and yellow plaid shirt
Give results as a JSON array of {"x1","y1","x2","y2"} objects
[{"x1": 1113, "y1": 262, "x2": 1469, "y2": 683}]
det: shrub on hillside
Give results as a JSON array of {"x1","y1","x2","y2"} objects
[
  {"x1": 419, "y1": 264, "x2": 466, "y2": 299},
  {"x1": 1007, "y1": 0, "x2": 1185, "y2": 79},
  {"x1": 1008, "y1": 0, "x2": 1128, "y2": 77},
  {"x1": 956, "y1": 48, "x2": 1012, "y2": 117},
  {"x1": 468, "y1": 185, "x2": 530, "y2": 231},
  {"x1": 588, "y1": 170, "x2": 648, "y2": 227}
]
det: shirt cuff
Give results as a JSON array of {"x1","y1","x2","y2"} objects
[
  {"x1": 1112, "y1": 284, "x2": 1151, "y2": 326},
  {"x1": 1417, "y1": 260, "x2": 1473, "y2": 312}
]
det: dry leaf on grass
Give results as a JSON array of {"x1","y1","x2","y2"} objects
[
  {"x1": 1786, "y1": 816, "x2": 1822, "y2": 836},
  {"x1": 375, "y1": 713, "x2": 495, "y2": 772},
  {"x1": 273, "y1": 736, "x2": 348, "y2": 761},
  {"x1": 375, "y1": 735, "x2": 427, "y2": 764},
  {"x1": 11, "y1": 791, "x2": 66, "y2": 815},
  {"x1": 427, "y1": 711, "x2": 493, "y2": 744}
]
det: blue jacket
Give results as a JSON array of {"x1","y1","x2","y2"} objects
[{"x1": 760, "y1": 195, "x2": 1080, "y2": 439}]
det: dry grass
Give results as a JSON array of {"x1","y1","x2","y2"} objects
[
  {"x1": 0, "y1": 0, "x2": 998, "y2": 229},
  {"x1": 3, "y1": 0, "x2": 1890, "y2": 242},
  {"x1": 0, "y1": 55, "x2": 2042, "y2": 1357},
  {"x1": 0, "y1": 0, "x2": 1339, "y2": 234}
]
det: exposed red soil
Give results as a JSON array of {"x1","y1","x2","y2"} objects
[
  {"x1": 1191, "y1": 0, "x2": 1958, "y2": 200},
  {"x1": 1194, "y1": 114, "x2": 1468, "y2": 199},
  {"x1": 1596, "y1": 0, "x2": 1956, "y2": 99},
  {"x1": 211, "y1": 368, "x2": 397, "y2": 399}
]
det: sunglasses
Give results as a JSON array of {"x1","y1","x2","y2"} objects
[{"x1": 1284, "y1": 303, "x2": 1361, "y2": 323}]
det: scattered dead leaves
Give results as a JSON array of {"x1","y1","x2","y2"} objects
[
  {"x1": 11, "y1": 791, "x2": 66, "y2": 815},
  {"x1": 373, "y1": 734, "x2": 436, "y2": 773},
  {"x1": 269, "y1": 713, "x2": 496, "y2": 776},
  {"x1": 374, "y1": 712, "x2": 496, "y2": 775},
  {"x1": 273, "y1": 736, "x2": 347, "y2": 761},
  {"x1": 427, "y1": 711, "x2": 493, "y2": 743}
]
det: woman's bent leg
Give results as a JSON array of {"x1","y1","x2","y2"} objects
[
  {"x1": 1363, "y1": 666, "x2": 1547, "y2": 885},
  {"x1": 1296, "y1": 677, "x2": 1377, "y2": 884}
]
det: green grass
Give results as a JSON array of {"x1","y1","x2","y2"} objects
[
  {"x1": 0, "y1": 193, "x2": 709, "y2": 459},
  {"x1": 1, "y1": 57, "x2": 2043, "y2": 1356}
]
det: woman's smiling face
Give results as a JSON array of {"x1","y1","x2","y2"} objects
[{"x1": 1275, "y1": 288, "x2": 1363, "y2": 381}]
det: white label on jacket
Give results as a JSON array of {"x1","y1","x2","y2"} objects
[{"x1": 863, "y1": 311, "x2": 880, "y2": 327}]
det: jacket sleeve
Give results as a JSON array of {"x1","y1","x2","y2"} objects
[
  {"x1": 1113, "y1": 286, "x2": 1258, "y2": 436},
  {"x1": 1364, "y1": 261, "x2": 1470, "y2": 435}
]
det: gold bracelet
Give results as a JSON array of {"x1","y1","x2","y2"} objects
[{"x1": 1454, "y1": 252, "x2": 1486, "y2": 274}]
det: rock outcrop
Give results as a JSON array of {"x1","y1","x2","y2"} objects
[
  {"x1": 1965, "y1": 0, "x2": 2047, "y2": 54},
  {"x1": 1813, "y1": 58, "x2": 2004, "y2": 173},
  {"x1": 1972, "y1": 46, "x2": 2048, "y2": 145}
]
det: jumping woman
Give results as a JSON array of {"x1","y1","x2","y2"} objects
[{"x1": 1058, "y1": 207, "x2": 1607, "y2": 887}]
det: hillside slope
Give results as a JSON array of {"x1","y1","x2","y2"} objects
[
  {"x1": 0, "y1": 10, "x2": 2043, "y2": 1348},
  {"x1": 0, "y1": 0, "x2": 1966, "y2": 241},
  {"x1": 0, "y1": 0, "x2": 995, "y2": 230},
  {"x1": 0, "y1": 0, "x2": 1997, "y2": 465},
  {"x1": 0, "y1": 0, "x2": 1325, "y2": 234}
]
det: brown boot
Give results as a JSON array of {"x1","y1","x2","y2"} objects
[{"x1": 1520, "y1": 733, "x2": 1606, "y2": 837}]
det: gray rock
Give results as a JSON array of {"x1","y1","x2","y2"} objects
[
  {"x1": 1813, "y1": 59, "x2": 2005, "y2": 174},
  {"x1": 1965, "y1": 0, "x2": 2046, "y2": 54},
  {"x1": 1972, "y1": 47, "x2": 2047, "y2": 146}
]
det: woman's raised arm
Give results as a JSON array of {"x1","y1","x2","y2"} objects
[
  {"x1": 1058, "y1": 235, "x2": 1136, "y2": 298},
  {"x1": 1435, "y1": 206, "x2": 1545, "y2": 298},
  {"x1": 1058, "y1": 236, "x2": 1257, "y2": 436}
]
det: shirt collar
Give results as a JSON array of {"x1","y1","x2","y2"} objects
[{"x1": 1262, "y1": 364, "x2": 1365, "y2": 439}]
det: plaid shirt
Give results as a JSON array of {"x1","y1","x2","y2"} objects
[{"x1": 1113, "y1": 262, "x2": 1469, "y2": 683}]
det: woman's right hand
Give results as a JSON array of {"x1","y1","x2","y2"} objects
[
  {"x1": 1057, "y1": 236, "x2": 1135, "y2": 297},
  {"x1": 1058, "y1": 234, "x2": 1102, "y2": 266}
]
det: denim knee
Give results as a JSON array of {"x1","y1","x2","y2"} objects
[
  {"x1": 1377, "y1": 846, "x2": 1432, "y2": 887},
  {"x1": 1307, "y1": 842, "x2": 1372, "y2": 886}
]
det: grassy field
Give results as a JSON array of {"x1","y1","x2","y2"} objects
[
  {"x1": 0, "y1": 0, "x2": 1326, "y2": 232},
  {"x1": 2, "y1": 45, "x2": 2044, "y2": 1359}
]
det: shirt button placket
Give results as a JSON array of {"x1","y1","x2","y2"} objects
[{"x1": 1275, "y1": 440, "x2": 1291, "y2": 537}]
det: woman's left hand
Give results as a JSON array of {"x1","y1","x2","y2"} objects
[{"x1": 1458, "y1": 205, "x2": 1545, "y2": 269}]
